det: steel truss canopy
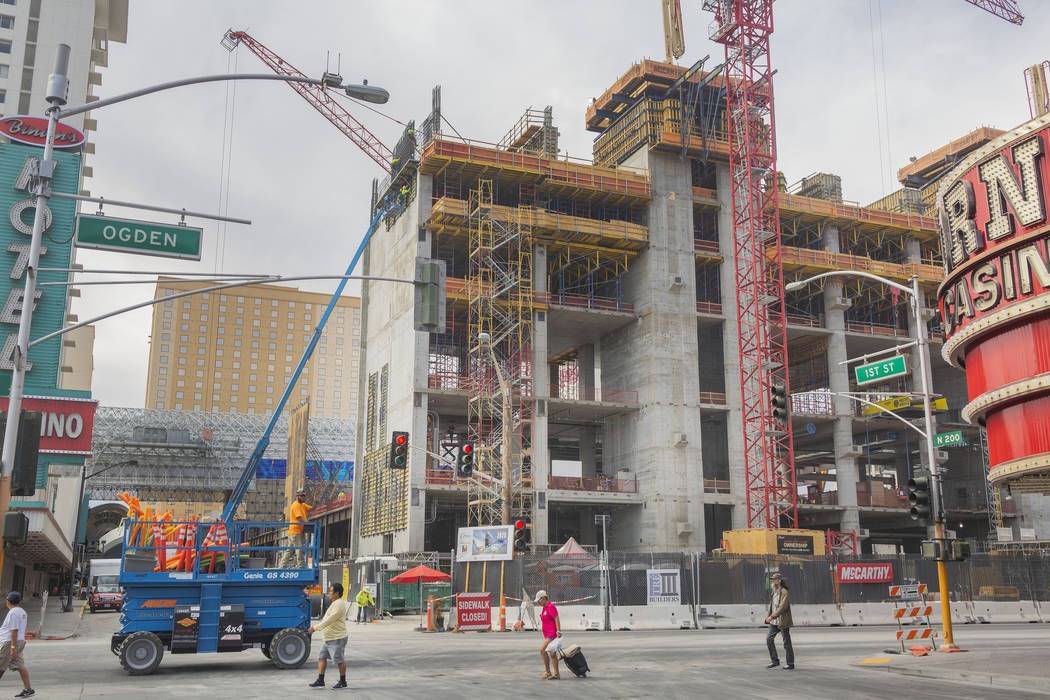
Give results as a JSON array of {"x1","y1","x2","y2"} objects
[{"x1": 87, "y1": 407, "x2": 355, "y2": 502}]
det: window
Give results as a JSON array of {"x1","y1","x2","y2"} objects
[
  {"x1": 0, "y1": 40, "x2": 11, "y2": 54},
  {"x1": 175, "y1": 391, "x2": 184, "y2": 399},
  {"x1": 0, "y1": 88, "x2": 6, "y2": 104},
  {"x1": 175, "y1": 403, "x2": 183, "y2": 410},
  {"x1": 159, "y1": 367, "x2": 168, "y2": 376},
  {"x1": 157, "y1": 390, "x2": 166, "y2": 398},
  {"x1": 176, "y1": 380, "x2": 185, "y2": 388},
  {"x1": 0, "y1": 64, "x2": 9, "y2": 79}
]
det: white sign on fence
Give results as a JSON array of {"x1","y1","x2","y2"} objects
[
  {"x1": 646, "y1": 569, "x2": 681, "y2": 605},
  {"x1": 1020, "y1": 527, "x2": 1037, "y2": 540},
  {"x1": 997, "y1": 527, "x2": 1014, "y2": 542},
  {"x1": 455, "y1": 525, "x2": 514, "y2": 562}
]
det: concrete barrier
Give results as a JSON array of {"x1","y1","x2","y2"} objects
[
  {"x1": 970, "y1": 600, "x2": 1043, "y2": 624},
  {"x1": 610, "y1": 605, "x2": 695, "y2": 630},
  {"x1": 791, "y1": 604, "x2": 844, "y2": 626},
  {"x1": 840, "y1": 603, "x2": 897, "y2": 626},
  {"x1": 698, "y1": 604, "x2": 764, "y2": 628},
  {"x1": 555, "y1": 605, "x2": 605, "y2": 631}
]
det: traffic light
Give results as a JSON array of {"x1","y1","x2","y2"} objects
[
  {"x1": 2, "y1": 511, "x2": 28, "y2": 547},
  {"x1": 389, "y1": 431, "x2": 409, "y2": 469},
  {"x1": 908, "y1": 475, "x2": 931, "y2": 521},
  {"x1": 414, "y1": 259, "x2": 446, "y2": 333},
  {"x1": 0, "y1": 410, "x2": 42, "y2": 497},
  {"x1": 770, "y1": 382, "x2": 789, "y2": 426},
  {"x1": 513, "y1": 517, "x2": 530, "y2": 552},
  {"x1": 456, "y1": 442, "x2": 474, "y2": 478}
]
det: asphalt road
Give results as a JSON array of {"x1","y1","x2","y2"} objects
[{"x1": 10, "y1": 611, "x2": 1050, "y2": 699}]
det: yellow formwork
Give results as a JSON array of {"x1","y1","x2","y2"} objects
[{"x1": 722, "y1": 528, "x2": 827, "y2": 556}]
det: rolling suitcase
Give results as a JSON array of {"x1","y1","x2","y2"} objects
[{"x1": 560, "y1": 643, "x2": 590, "y2": 678}]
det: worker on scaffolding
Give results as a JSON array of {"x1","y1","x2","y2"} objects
[{"x1": 278, "y1": 488, "x2": 312, "y2": 569}]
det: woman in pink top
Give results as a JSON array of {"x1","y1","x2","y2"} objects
[{"x1": 535, "y1": 590, "x2": 561, "y2": 679}]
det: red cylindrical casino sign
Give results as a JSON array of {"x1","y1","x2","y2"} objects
[{"x1": 937, "y1": 115, "x2": 1050, "y2": 485}]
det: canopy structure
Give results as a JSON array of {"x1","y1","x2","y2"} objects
[{"x1": 388, "y1": 565, "x2": 451, "y2": 629}]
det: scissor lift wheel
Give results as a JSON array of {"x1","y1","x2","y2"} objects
[
  {"x1": 269, "y1": 627, "x2": 310, "y2": 669},
  {"x1": 119, "y1": 631, "x2": 164, "y2": 675}
]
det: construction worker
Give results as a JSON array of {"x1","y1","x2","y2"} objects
[
  {"x1": 278, "y1": 488, "x2": 311, "y2": 569},
  {"x1": 355, "y1": 584, "x2": 375, "y2": 624}
]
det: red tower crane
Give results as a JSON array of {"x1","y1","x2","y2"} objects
[
  {"x1": 703, "y1": 0, "x2": 795, "y2": 529},
  {"x1": 701, "y1": 0, "x2": 1023, "y2": 530},
  {"x1": 220, "y1": 29, "x2": 393, "y2": 171}
]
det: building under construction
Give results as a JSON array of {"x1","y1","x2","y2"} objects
[{"x1": 350, "y1": 58, "x2": 1036, "y2": 557}]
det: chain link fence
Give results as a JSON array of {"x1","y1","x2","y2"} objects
[{"x1": 445, "y1": 551, "x2": 1050, "y2": 607}]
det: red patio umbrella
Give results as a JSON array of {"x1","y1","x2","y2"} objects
[{"x1": 388, "y1": 565, "x2": 451, "y2": 628}]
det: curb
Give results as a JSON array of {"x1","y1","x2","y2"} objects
[{"x1": 862, "y1": 662, "x2": 1050, "y2": 695}]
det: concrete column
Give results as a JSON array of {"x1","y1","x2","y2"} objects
[
  {"x1": 600, "y1": 148, "x2": 705, "y2": 551},
  {"x1": 822, "y1": 225, "x2": 860, "y2": 534},
  {"x1": 577, "y1": 343, "x2": 596, "y2": 395},
  {"x1": 715, "y1": 163, "x2": 748, "y2": 530},
  {"x1": 532, "y1": 243, "x2": 551, "y2": 546},
  {"x1": 580, "y1": 426, "x2": 597, "y2": 478}
]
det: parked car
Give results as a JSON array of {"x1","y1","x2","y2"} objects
[{"x1": 90, "y1": 583, "x2": 123, "y2": 613}]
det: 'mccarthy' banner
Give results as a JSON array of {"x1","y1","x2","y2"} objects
[
  {"x1": 937, "y1": 115, "x2": 1050, "y2": 486},
  {"x1": 836, "y1": 562, "x2": 893, "y2": 584}
]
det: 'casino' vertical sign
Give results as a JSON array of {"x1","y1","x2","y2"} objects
[
  {"x1": 937, "y1": 115, "x2": 1050, "y2": 485},
  {"x1": 0, "y1": 142, "x2": 81, "y2": 394}
]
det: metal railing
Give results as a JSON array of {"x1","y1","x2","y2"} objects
[
  {"x1": 549, "y1": 384, "x2": 638, "y2": 404},
  {"x1": 547, "y1": 475, "x2": 638, "y2": 493}
]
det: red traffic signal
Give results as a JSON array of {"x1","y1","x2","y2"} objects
[
  {"x1": 395, "y1": 434, "x2": 407, "y2": 446},
  {"x1": 514, "y1": 520, "x2": 525, "y2": 530},
  {"x1": 462, "y1": 444, "x2": 472, "y2": 454}
]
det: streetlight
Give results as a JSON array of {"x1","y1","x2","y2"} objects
[
  {"x1": 477, "y1": 332, "x2": 514, "y2": 526},
  {"x1": 785, "y1": 271, "x2": 957, "y2": 649},
  {"x1": 64, "y1": 459, "x2": 138, "y2": 612},
  {"x1": 0, "y1": 43, "x2": 389, "y2": 581}
]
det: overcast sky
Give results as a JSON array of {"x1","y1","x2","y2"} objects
[{"x1": 77, "y1": 0, "x2": 1049, "y2": 407}]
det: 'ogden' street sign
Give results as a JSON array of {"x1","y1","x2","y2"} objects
[
  {"x1": 854, "y1": 355, "x2": 907, "y2": 386},
  {"x1": 75, "y1": 214, "x2": 202, "y2": 260}
]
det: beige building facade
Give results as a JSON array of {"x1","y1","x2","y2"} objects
[{"x1": 145, "y1": 278, "x2": 361, "y2": 421}]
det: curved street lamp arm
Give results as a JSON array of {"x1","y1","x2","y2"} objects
[
  {"x1": 785, "y1": 270, "x2": 914, "y2": 297},
  {"x1": 56, "y1": 74, "x2": 329, "y2": 119}
]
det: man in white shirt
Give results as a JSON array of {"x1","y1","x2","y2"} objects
[{"x1": 0, "y1": 591, "x2": 33, "y2": 697}]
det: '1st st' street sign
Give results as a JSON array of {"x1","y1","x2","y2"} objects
[
  {"x1": 854, "y1": 355, "x2": 908, "y2": 386},
  {"x1": 75, "y1": 214, "x2": 202, "y2": 260}
]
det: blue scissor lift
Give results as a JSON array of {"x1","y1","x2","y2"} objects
[
  {"x1": 109, "y1": 198, "x2": 400, "y2": 675},
  {"x1": 112, "y1": 521, "x2": 318, "y2": 674}
]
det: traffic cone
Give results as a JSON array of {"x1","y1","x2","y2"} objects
[
  {"x1": 427, "y1": 596, "x2": 435, "y2": 631},
  {"x1": 499, "y1": 595, "x2": 506, "y2": 631}
]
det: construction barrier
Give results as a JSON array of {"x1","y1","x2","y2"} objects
[
  {"x1": 698, "y1": 604, "x2": 765, "y2": 628},
  {"x1": 610, "y1": 605, "x2": 695, "y2": 630},
  {"x1": 969, "y1": 600, "x2": 1044, "y2": 624},
  {"x1": 791, "y1": 604, "x2": 844, "y2": 626},
  {"x1": 550, "y1": 605, "x2": 604, "y2": 631},
  {"x1": 840, "y1": 603, "x2": 899, "y2": 626}
]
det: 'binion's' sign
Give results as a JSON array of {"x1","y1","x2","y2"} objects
[{"x1": 938, "y1": 124, "x2": 1050, "y2": 338}]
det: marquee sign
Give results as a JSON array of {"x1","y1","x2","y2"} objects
[
  {"x1": 937, "y1": 115, "x2": 1050, "y2": 485},
  {"x1": 0, "y1": 395, "x2": 97, "y2": 455},
  {"x1": 0, "y1": 116, "x2": 86, "y2": 149}
]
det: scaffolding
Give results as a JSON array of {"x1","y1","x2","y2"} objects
[
  {"x1": 498, "y1": 106, "x2": 559, "y2": 158},
  {"x1": 467, "y1": 180, "x2": 534, "y2": 526}
]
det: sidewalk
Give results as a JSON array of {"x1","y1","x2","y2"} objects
[
  {"x1": 859, "y1": 644, "x2": 1050, "y2": 695},
  {"x1": 24, "y1": 597, "x2": 88, "y2": 640}
]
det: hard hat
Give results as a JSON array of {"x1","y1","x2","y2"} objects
[{"x1": 296, "y1": 488, "x2": 307, "y2": 496}]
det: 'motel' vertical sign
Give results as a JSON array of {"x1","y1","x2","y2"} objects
[{"x1": 0, "y1": 142, "x2": 80, "y2": 394}]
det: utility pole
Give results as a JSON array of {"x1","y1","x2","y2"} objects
[
  {"x1": 595, "y1": 513, "x2": 610, "y2": 631},
  {"x1": 0, "y1": 44, "x2": 70, "y2": 582}
]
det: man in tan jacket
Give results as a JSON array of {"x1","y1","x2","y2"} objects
[{"x1": 764, "y1": 573, "x2": 794, "y2": 670}]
